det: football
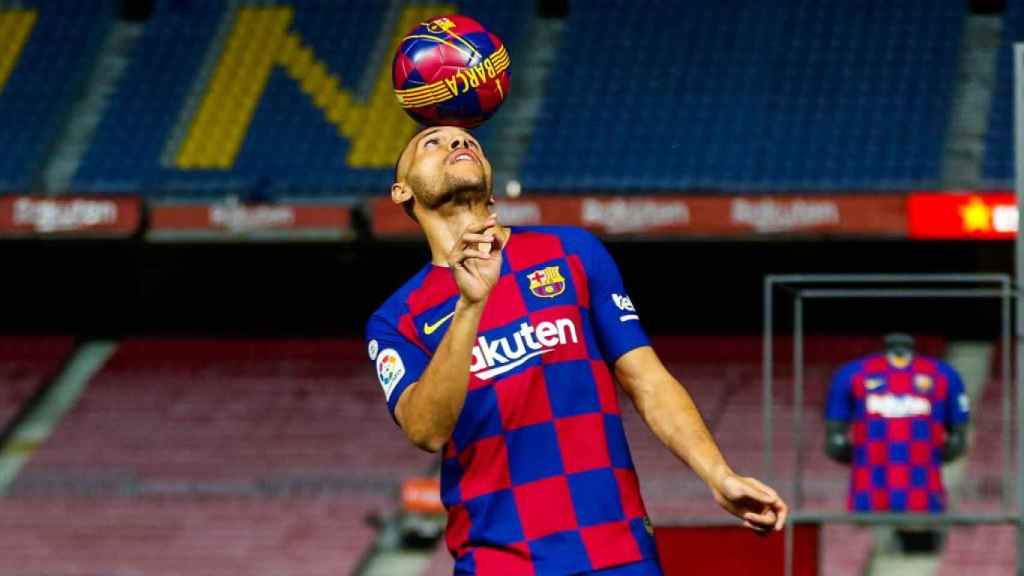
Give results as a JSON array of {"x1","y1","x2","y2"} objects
[{"x1": 392, "y1": 15, "x2": 510, "y2": 128}]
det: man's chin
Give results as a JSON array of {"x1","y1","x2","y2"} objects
[{"x1": 443, "y1": 175, "x2": 488, "y2": 203}]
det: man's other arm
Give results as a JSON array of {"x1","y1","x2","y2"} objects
[{"x1": 614, "y1": 345, "x2": 787, "y2": 533}]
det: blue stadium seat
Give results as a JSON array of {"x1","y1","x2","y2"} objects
[
  {"x1": 522, "y1": 0, "x2": 965, "y2": 192},
  {"x1": 982, "y1": 3, "x2": 1020, "y2": 185},
  {"x1": 0, "y1": 0, "x2": 110, "y2": 192},
  {"x1": 73, "y1": 0, "x2": 530, "y2": 198},
  {"x1": 70, "y1": 0, "x2": 965, "y2": 197}
]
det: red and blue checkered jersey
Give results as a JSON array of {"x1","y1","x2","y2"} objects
[
  {"x1": 367, "y1": 226, "x2": 658, "y2": 575},
  {"x1": 825, "y1": 353, "x2": 969, "y2": 513}
]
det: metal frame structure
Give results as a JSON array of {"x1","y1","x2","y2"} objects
[
  {"x1": 1013, "y1": 41, "x2": 1024, "y2": 576},
  {"x1": 763, "y1": 274, "x2": 1017, "y2": 576}
]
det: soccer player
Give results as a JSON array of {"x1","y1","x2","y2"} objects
[
  {"x1": 825, "y1": 333, "x2": 970, "y2": 514},
  {"x1": 366, "y1": 126, "x2": 788, "y2": 575}
]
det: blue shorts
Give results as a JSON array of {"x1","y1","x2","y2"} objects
[{"x1": 591, "y1": 559, "x2": 663, "y2": 575}]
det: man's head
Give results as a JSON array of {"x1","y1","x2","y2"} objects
[{"x1": 391, "y1": 126, "x2": 492, "y2": 220}]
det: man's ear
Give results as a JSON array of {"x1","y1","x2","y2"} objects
[{"x1": 391, "y1": 182, "x2": 413, "y2": 206}]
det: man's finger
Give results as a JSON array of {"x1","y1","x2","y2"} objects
[
  {"x1": 460, "y1": 249, "x2": 490, "y2": 261},
  {"x1": 461, "y1": 233, "x2": 495, "y2": 245},
  {"x1": 742, "y1": 510, "x2": 776, "y2": 526},
  {"x1": 742, "y1": 520, "x2": 770, "y2": 534},
  {"x1": 773, "y1": 499, "x2": 789, "y2": 531},
  {"x1": 464, "y1": 215, "x2": 498, "y2": 235}
]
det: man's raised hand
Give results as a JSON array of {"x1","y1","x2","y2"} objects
[{"x1": 447, "y1": 214, "x2": 503, "y2": 305}]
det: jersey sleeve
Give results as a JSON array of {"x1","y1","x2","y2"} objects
[
  {"x1": 940, "y1": 361, "x2": 970, "y2": 426},
  {"x1": 825, "y1": 362, "x2": 857, "y2": 422},
  {"x1": 583, "y1": 231, "x2": 650, "y2": 362},
  {"x1": 366, "y1": 313, "x2": 431, "y2": 420}
]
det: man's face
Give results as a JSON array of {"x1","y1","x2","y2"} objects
[{"x1": 397, "y1": 126, "x2": 492, "y2": 211}]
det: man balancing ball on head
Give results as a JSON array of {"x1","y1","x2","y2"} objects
[{"x1": 366, "y1": 125, "x2": 788, "y2": 575}]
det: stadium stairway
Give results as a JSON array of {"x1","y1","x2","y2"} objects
[
  {"x1": 0, "y1": 336, "x2": 76, "y2": 436},
  {"x1": 41, "y1": 20, "x2": 146, "y2": 193},
  {"x1": 486, "y1": 12, "x2": 565, "y2": 198},
  {"x1": 940, "y1": 13, "x2": 1002, "y2": 189},
  {"x1": 982, "y1": 0, "x2": 1024, "y2": 185},
  {"x1": 0, "y1": 339, "x2": 110, "y2": 493}
]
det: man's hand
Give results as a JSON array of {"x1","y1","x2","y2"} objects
[
  {"x1": 448, "y1": 214, "x2": 502, "y2": 304},
  {"x1": 711, "y1": 472, "x2": 788, "y2": 534}
]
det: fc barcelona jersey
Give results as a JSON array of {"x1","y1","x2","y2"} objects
[
  {"x1": 825, "y1": 354, "x2": 970, "y2": 513},
  {"x1": 366, "y1": 226, "x2": 657, "y2": 575}
]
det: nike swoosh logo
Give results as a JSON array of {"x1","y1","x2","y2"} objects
[{"x1": 423, "y1": 311, "x2": 456, "y2": 335}]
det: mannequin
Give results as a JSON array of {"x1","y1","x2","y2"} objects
[{"x1": 826, "y1": 333, "x2": 967, "y2": 465}]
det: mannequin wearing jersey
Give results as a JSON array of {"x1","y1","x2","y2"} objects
[{"x1": 825, "y1": 333, "x2": 967, "y2": 466}]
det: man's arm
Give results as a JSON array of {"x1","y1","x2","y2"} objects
[
  {"x1": 394, "y1": 298, "x2": 484, "y2": 452},
  {"x1": 614, "y1": 345, "x2": 787, "y2": 533},
  {"x1": 393, "y1": 215, "x2": 502, "y2": 452}
]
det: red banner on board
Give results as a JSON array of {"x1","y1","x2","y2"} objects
[
  {"x1": 149, "y1": 202, "x2": 352, "y2": 239},
  {"x1": 370, "y1": 194, "x2": 907, "y2": 238},
  {"x1": 0, "y1": 196, "x2": 140, "y2": 237},
  {"x1": 907, "y1": 192, "x2": 1017, "y2": 240}
]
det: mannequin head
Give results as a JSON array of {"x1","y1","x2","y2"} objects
[{"x1": 884, "y1": 332, "x2": 914, "y2": 369}]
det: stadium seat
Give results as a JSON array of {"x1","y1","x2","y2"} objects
[
  {"x1": 16, "y1": 338, "x2": 433, "y2": 487},
  {"x1": 0, "y1": 335, "x2": 74, "y2": 430},
  {"x1": 3, "y1": 338, "x2": 419, "y2": 574},
  {"x1": 982, "y1": 2, "x2": 1022, "y2": 185},
  {"x1": 0, "y1": 496, "x2": 385, "y2": 575},
  {"x1": 0, "y1": 0, "x2": 109, "y2": 191},
  {"x1": 522, "y1": 0, "x2": 965, "y2": 192},
  {"x1": 72, "y1": 0, "x2": 529, "y2": 198}
]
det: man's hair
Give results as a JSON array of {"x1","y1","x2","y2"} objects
[{"x1": 394, "y1": 152, "x2": 417, "y2": 222}]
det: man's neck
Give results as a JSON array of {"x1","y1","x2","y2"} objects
[{"x1": 420, "y1": 203, "x2": 507, "y2": 266}]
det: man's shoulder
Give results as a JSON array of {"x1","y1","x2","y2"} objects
[
  {"x1": 511, "y1": 225, "x2": 600, "y2": 253},
  {"x1": 367, "y1": 264, "x2": 434, "y2": 331},
  {"x1": 513, "y1": 224, "x2": 596, "y2": 240}
]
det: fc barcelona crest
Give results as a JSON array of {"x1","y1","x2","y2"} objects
[
  {"x1": 914, "y1": 374, "x2": 933, "y2": 393},
  {"x1": 527, "y1": 266, "x2": 566, "y2": 298}
]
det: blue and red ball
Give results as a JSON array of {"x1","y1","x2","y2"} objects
[{"x1": 392, "y1": 15, "x2": 510, "y2": 128}]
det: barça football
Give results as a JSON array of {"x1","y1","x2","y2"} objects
[{"x1": 392, "y1": 15, "x2": 510, "y2": 128}]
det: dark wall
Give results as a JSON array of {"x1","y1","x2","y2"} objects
[{"x1": 2, "y1": 238, "x2": 1012, "y2": 339}]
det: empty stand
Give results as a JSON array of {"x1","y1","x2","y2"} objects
[
  {"x1": 70, "y1": 0, "x2": 967, "y2": 197},
  {"x1": 523, "y1": 0, "x2": 965, "y2": 192},
  {"x1": 73, "y1": 0, "x2": 529, "y2": 197},
  {"x1": 937, "y1": 525, "x2": 1017, "y2": 576},
  {"x1": 982, "y1": 1, "x2": 1020, "y2": 184},
  {"x1": 0, "y1": 335, "x2": 74, "y2": 430},
  {"x1": 3, "y1": 338, "x2": 420, "y2": 575},
  {"x1": 15, "y1": 338, "x2": 432, "y2": 493},
  {"x1": 0, "y1": 495, "x2": 385, "y2": 576},
  {"x1": 0, "y1": 0, "x2": 109, "y2": 191}
]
